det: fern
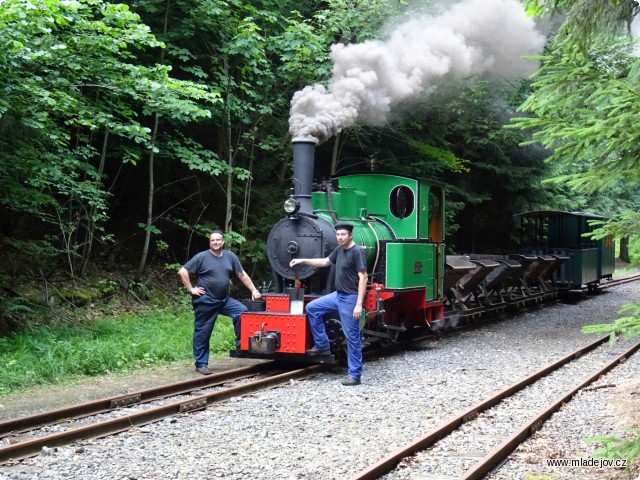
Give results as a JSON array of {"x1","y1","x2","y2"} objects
[
  {"x1": 588, "y1": 430, "x2": 640, "y2": 465},
  {"x1": 1, "y1": 296, "x2": 36, "y2": 315},
  {"x1": 581, "y1": 302, "x2": 640, "y2": 341}
]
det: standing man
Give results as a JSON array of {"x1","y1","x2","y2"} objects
[
  {"x1": 179, "y1": 230, "x2": 261, "y2": 375},
  {"x1": 289, "y1": 223, "x2": 367, "y2": 386}
]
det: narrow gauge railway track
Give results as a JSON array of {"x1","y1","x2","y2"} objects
[
  {"x1": 598, "y1": 272, "x2": 640, "y2": 290},
  {"x1": 0, "y1": 362, "x2": 275, "y2": 437},
  {"x1": 0, "y1": 363, "x2": 331, "y2": 465},
  {"x1": 351, "y1": 334, "x2": 640, "y2": 480},
  {"x1": 2, "y1": 276, "x2": 637, "y2": 469},
  {"x1": 0, "y1": 300, "x2": 564, "y2": 466}
]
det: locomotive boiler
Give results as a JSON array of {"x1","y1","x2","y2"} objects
[{"x1": 232, "y1": 139, "x2": 447, "y2": 361}]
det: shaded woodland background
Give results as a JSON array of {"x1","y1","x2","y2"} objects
[{"x1": 1, "y1": 0, "x2": 639, "y2": 331}]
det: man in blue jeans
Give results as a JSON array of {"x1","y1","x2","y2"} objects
[
  {"x1": 289, "y1": 223, "x2": 367, "y2": 386},
  {"x1": 179, "y1": 230, "x2": 261, "y2": 375}
]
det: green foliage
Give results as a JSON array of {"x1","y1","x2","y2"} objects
[
  {"x1": 0, "y1": 306, "x2": 236, "y2": 396},
  {"x1": 0, "y1": 295, "x2": 44, "y2": 335},
  {"x1": 138, "y1": 223, "x2": 162, "y2": 235},
  {"x1": 0, "y1": 297, "x2": 34, "y2": 316},
  {"x1": 0, "y1": 297, "x2": 37, "y2": 335},
  {"x1": 276, "y1": 13, "x2": 331, "y2": 81},
  {"x1": 582, "y1": 302, "x2": 640, "y2": 339},
  {"x1": 314, "y1": 0, "x2": 410, "y2": 44},
  {"x1": 588, "y1": 429, "x2": 640, "y2": 467},
  {"x1": 220, "y1": 231, "x2": 247, "y2": 249},
  {"x1": 523, "y1": 0, "x2": 636, "y2": 52},
  {"x1": 514, "y1": 41, "x2": 640, "y2": 191},
  {"x1": 124, "y1": 0, "x2": 334, "y2": 239},
  {"x1": 97, "y1": 279, "x2": 118, "y2": 297},
  {"x1": 0, "y1": 0, "x2": 218, "y2": 277},
  {"x1": 155, "y1": 240, "x2": 169, "y2": 252},
  {"x1": 402, "y1": 138, "x2": 470, "y2": 174},
  {"x1": 0, "y1": 0, "x2": 216, "y2": 145},
  {"x1": 127, "y1": 279, "x2": 150, "y2": 300},
  {"x1": 518, "y1": 0, "x2": 640, "y2": 342},
  {"x1": 629, "y1": 238, "x2": 640, "y2": 267},
  {"x1": 514, "y1": 3, "x2": 640, "y2": 243},
  {"x1": 589, "y1": 212, "x2": 640, "y2": 242}
]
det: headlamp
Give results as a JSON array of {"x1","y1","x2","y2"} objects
[{"x1": 284, "y1": 198, "x2": 300, "y2": 215}]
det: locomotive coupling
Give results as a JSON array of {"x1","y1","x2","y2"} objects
[{"x1": 249, "y1": 322, "x2": 281, "y2": 355}]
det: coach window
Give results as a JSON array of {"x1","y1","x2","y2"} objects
[{"x1": 389, "y1": 185, "x2": 414, "y2": 219}]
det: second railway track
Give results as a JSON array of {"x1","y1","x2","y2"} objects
[{"x1": 352, "y1": 334, "x2": 640, "y2": 480}]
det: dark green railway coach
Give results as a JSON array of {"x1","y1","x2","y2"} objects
[{"x1": 515, "y1": 211, "x2": 615, "y2": 290}]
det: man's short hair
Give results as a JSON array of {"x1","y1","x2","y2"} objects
[
  {"x1": 210, "y1": 229, "x2": 224, "y2": 237},
  {"x1": 334, "y1": 223, "x2": 354, "y2": 233}
]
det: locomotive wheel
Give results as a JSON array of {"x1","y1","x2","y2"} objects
[{"x1": 324, "y1": 317, "x2": 346, "y2": 354}]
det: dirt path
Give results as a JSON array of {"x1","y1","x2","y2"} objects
[{"x1": 0, "y1": 356, "x2": 264, "y2": 421}]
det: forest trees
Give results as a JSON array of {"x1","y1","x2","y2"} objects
[
  {"x1": 0, "y1": 0, "x2": 218, "y2": 279},
  {"x1": 123, "y1": 0, "x2": 332, "y2": 271},
  {"x1": 518, "y1": 0, "x2": 640, "y2": 372},
  {"x1": 517, "y1": 0, "x2": 640, "y2": 258},
  {"x1": 1, "y1": 0, "x2": 428, "y2": 286}
]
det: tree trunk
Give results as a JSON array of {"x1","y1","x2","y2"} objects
[
  {"x1": 619, "y1": 235, "x2": 630, "y2": 263},
  {"x1": 224, "y1": 58, "x2": 234, "y2": 233},
  {"x1": 80, "y1": 127, "x2": 109, "y2": 277},
  {"x1": 136, "y1": 114, "x2": 158, "y2": 278},
  {"x1": 241, "y1": 139, "x2": 255, "y2": 235},
  {"x1": 225, "y1": 149, "x2": 233, "y2": 232},
  {"x1": 136, "y1": 0, "x2": 169, "y2": 278},
  {"x1": 330, "y1": 132, "x2": 340, "y2": 176}
]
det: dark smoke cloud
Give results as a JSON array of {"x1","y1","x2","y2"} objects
[{"x1": 289, "y1": 0, "x2": 545, "y2": 144}]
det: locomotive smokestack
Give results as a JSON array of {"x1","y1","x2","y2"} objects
[{"x1": 291, "y1": 137, "x2": 318, "y2": 214}]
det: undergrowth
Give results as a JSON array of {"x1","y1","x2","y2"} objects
[
  {"x1": 0, "y1": 301, "x2": 236, "y2": 396},
  {"x1": 0, "y1": 265, "x2": 246, "y2": 397},
  {"x1": 589, "y1": 430, "x2": 640, "y2": 475}
]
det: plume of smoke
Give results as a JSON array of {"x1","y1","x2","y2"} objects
[{"x1": 289, "y1": 0, "x2": 545, "y2": 144}]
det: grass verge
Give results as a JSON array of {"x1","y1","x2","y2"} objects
[{"x1": 0, "y1": 305, "x2": 235, "y2": 396}]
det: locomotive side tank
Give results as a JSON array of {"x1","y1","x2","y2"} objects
[{"x1": 234, "y1": 140, "x2": 447, "y2": 360}]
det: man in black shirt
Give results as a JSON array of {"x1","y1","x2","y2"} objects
[
  {"x1": 179, "y1": 230, "x2": 261, "y2": 375},
  {"x1": 289, "y1": 223, "x2": 367, "y2": 385}
]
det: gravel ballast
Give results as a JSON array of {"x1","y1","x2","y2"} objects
[{"x1": 1, "y1": 284, "x2": 639, "y2": 480}]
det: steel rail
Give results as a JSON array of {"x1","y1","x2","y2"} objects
[
  {"x1": 0, "y1": 362, "x2": 275, "y2": 436},
  {"x1": 0, "y1": 364, "x2": 330, "y2": 464},
  {"x1": 599, "y1": 272, "x2": 640, "y2": 290},
  {"x1": 460, "y1": 337, "x2": 640, "y2": 480},
  {"x1": 349, "y1": 333, "x2": 614, "y2": 480}
]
